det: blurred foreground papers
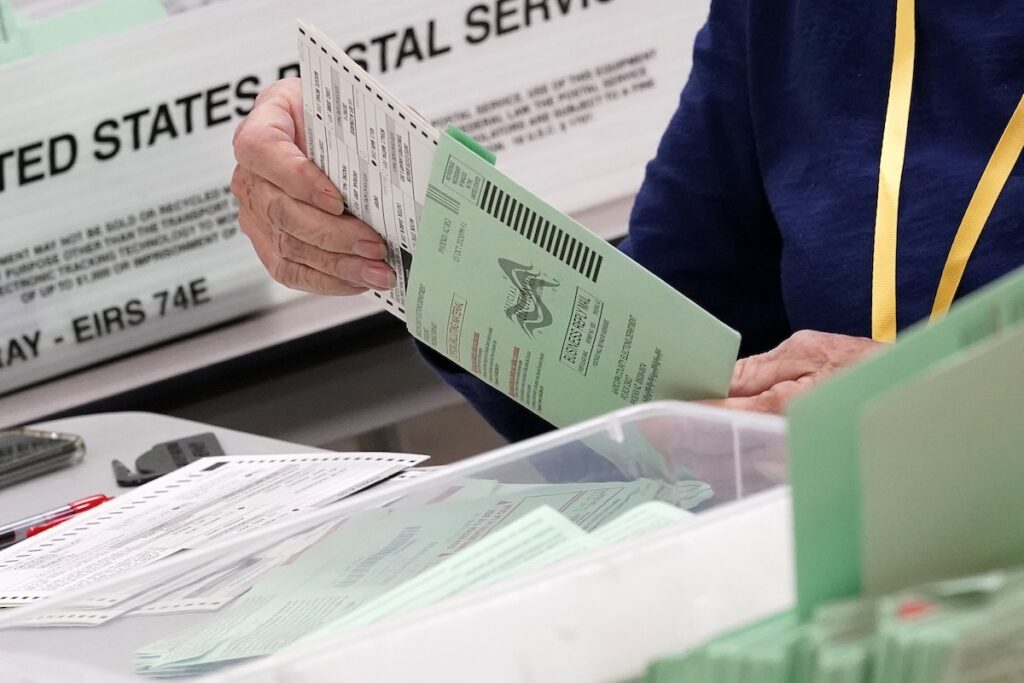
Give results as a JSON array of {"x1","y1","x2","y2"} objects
[{"x1": 788, "y1": 265, "x2": 1024, "y2": 615}]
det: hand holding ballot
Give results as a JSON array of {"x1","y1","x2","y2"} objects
[
  {"x1": 230, "y1": 78, "x2": 396, "y2": 295},
  {"x1": 228, "y1": 23, "x2": 913, "y2": 428}
]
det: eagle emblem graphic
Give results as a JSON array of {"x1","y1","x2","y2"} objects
[{"x1": 498, "y1": 258, "x2": 560, "y2": 337}]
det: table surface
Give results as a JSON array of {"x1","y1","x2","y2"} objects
[{"x1": 1, "y1": 412, "x2": 321, "y2": 523}]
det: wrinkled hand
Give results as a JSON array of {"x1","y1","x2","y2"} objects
[
  {"x1": 231, "y1": 78, "x2": 395, "y2": 295},
  {"x1": 708, "y1": 331, "x2": 882, "y2": 414}
]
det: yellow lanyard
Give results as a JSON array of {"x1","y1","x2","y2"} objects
[{"x1": 871, "y1": 0, "x2": 1024, "y2": 342}]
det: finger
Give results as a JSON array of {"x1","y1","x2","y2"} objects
[
  {"x1": 238, "y1": 199, "x2": 386, "y2": 290},
  {"x1": 247, "y1": 78, "x2": 305, "y2": 146},
  {"x1": 233, "y1": 84, "x2": 344, "y2": 215},
  {"x1": 273, "y1": 229, "x2": 397, "y2": 291},
  {"x1": 246, "y1": 173, "x2": 386, "y2": 256},
  {"x1": 730, "y1": 331, "x2": 883, "y2": 397},
  {"x1": 729, "y1": 351, "x2": 822, "y2": 398},
  {"x1": 230, "y1": 164, "x2": 255, "y2": 207},
  {"x1": 705, "y1": 378, "x2": 810, "y2": 415},
  {"x1": 240, "y1": 206, "x2": 369, "y2": 296}
]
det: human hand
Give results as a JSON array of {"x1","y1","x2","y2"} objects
[
  {"x1": 707, "y1": 331, "x2": 882, "y2": 414},
  {"x1": 230, "y1": 78, "x2": 395, "y2": 295}
]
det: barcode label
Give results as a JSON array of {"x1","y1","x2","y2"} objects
[
  {"x1": 426, "y1": 185, "x2": 460, "y2": 215},
  {"x1": 478, "y1": 180, "x2": 603, "y2": 283},
  {"x1": 337, "y1": 526, "x2": 419, "y2": 587}
]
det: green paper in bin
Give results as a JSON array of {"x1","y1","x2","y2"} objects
[{"x1": 0, "y1": 0, "x2": 166, "y2": 66}]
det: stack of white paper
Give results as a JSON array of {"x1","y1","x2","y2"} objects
[{"x1": 0, "y1": 452, "x2": 426, "y2": 624}]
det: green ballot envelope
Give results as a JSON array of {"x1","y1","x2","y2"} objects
[
  {"x1": 407, "y1": 127, "x2": 740, "y2": 428},
  {"x1": 788, "y1": 265, "x2": 1024, "y2": 617}
]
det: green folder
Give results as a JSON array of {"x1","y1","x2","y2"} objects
[
  {"x1": 859, "y1": 323, "x2": 1024, "y2": 595},
  {"x1": 787, "y1": 266, "x2": 1024, "y2": 618}
]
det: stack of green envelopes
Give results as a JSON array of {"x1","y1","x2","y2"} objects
[
  {"x1": 642, "y1": 568, "x2": 1024, "y2": 683},
  {"x1": 639, "y1": 265, "x2": 1024, "y2": 683}
]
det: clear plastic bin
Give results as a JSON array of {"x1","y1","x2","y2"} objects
[{"x1": 0, "y1": 401, "x2": 787, "y2": 681}]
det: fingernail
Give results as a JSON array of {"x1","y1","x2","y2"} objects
[
  {"x1": 314, "y1": 188, "x2": 344, "y2": 215},
  {"x1": 353, "y1": 240, "x2": 387, "y2": 260},
  {"x1": 362, "y1": 264, "x2": 396, "y2": 290}
]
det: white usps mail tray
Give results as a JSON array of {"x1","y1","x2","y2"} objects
[{"x1": 0, "y1": 401, "x2": 789, "y2": 682}]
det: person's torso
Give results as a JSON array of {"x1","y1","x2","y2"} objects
[{"x1": 748, "y1": 1, "x2": 1024, "y2": 336}]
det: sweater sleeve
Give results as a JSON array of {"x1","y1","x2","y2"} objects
[
  {"x1": 620, "y1": 0, "x2": 789, "y2": 358},
  {"x1": 417, "y1": 0, "x2": 790, "y2": 443}
]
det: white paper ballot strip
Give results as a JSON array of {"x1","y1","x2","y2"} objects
[
  {"x1": 0, "y1": 452, "x2": 426, "y2": 607},
  {"x1": 299, "y1": 21, "x2": 439, "y2": 320},
  {"x1": 18, "y1": 522, "x2": 342, "y2": 627}
]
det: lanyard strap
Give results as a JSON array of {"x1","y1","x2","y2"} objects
[
  {"x1": 872, "y1": 0, "x2": 1024, "y2": 341},
  {"x1": 931, "y1": 95, "x2": 1024, "y2": 321},
  {"x1": 871, "y1": 0, "x2": 917, "y2": 342}
]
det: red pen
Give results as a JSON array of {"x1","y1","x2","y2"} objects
[{"x1": 0, "y1": 494, "x2": 111, "y2": 550}]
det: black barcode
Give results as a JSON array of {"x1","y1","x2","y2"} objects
[
  {"x1": 426, "y1": 185, "x2": 460, "y2": 214},
  {"x1": 478, "y1": 180, "x2": 603, "y2": 283},
  {"x1": 337, "y1": 526, "x2": 419, "y2": 587}
]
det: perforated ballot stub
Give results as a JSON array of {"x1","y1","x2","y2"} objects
[
  {"x1": 298, "y1": 22, "x2": 439, "y2": 319},
  {"x1": 0, "y1": 451, "x2": 426, "y2": 609}
]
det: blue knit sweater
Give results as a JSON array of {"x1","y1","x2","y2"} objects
[{"x1": 422, "y1": 0, "x2": 1024, "y2": 442}]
